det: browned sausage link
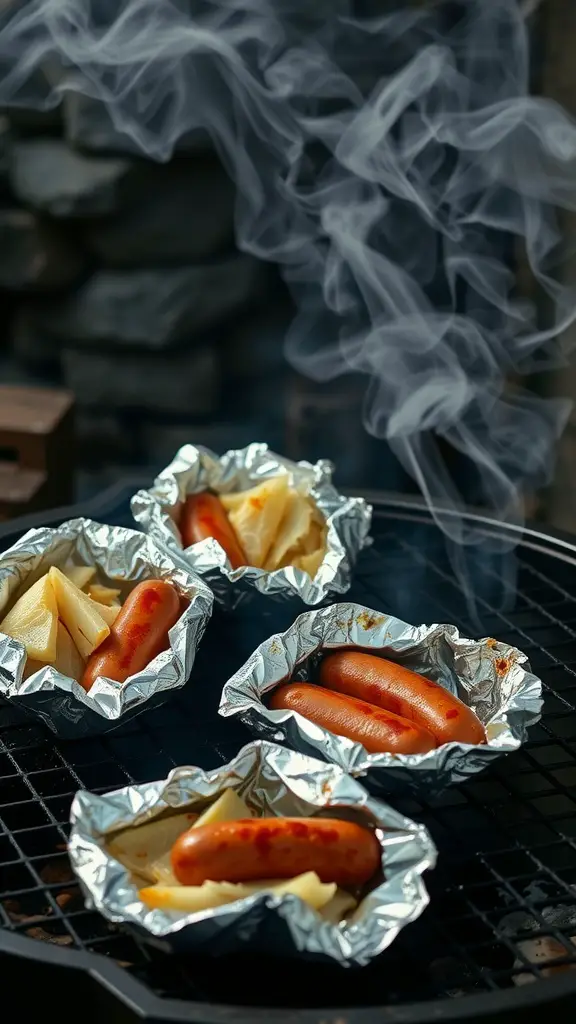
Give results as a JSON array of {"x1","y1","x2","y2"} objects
[
  {"x1": 171, "y1": 816, "x2": 381, "y2": 887},
  {"x1": 269, "y1": 682, "x2": 436, "y2": 754},
  {"x1": 81, "y1": 580, "x2": 181, "y2": 691},
  {"x1": 180, "y1": 492, "x2": 246, "y2": 569},
  {"x1": 320, "y1": 651, "x2": 486, "y2": 746}
]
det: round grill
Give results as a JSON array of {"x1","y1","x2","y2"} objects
[{"x1": 0, "y1": 485, "x2": 575, "y2": 1023}]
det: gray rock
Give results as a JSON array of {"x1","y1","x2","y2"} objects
[
  {"x1": 285, "y1": 374, "x2": 389, "y2": 488},
  {"x1": 2, "y1": 101, "x2": 62, "y2": 138},
  {"x1": 77, "y1": 464, "x2": 150, "y2": 503},
  {"x1": 10, "y1": 139, "x2": 137, "y2": 218},
  {"x1": 12, "y1": 308, "x2": 62, "y2": 370},
  {"x1": 0, "y1": 208, "x2": 86, "y2": 291},
  {"x1": 223, "y1": 297, "x2": 294, "y2": 383},
  {"x1": 34, "y1": 255, "x2": 267, "y2": 348},
  {"x1": 1, "y1": 59, "x2": 63, "y2": 135},
  {"x1": 225, "y1": 371, "x2": 290, "y2": 427},
  {"x1": 62, "y1": 344, "x2": 220, "y2": 415},
  {"x1": 0, "y1": 350, "x2": 57, "y2": 389},
  {"x1": 84, "y1": 159, "x2": 235, "y2": 267},
  {"x1": 64, "y1": 91, "x2": 211, "y2": 157},
  {"x1": 4, "y1": 105, "x2": 62, "y2": 135},
  {"x1": 219, "y1": 297, "x2": 293, "y2": 428},
  {"x1": 142, "y1": 420, "x2": 273, "y2": 469},
  {"x1": 76, "y1": 411, "x2": 141, "y2": 467}
]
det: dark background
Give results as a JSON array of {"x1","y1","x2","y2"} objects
[{"x1": 0, "y1": 0, "x2": 573, "y2": 525}]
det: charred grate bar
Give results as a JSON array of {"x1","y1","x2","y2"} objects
[{"x1": 0, "y1": 490, "x2": 575, "y2": 1017}]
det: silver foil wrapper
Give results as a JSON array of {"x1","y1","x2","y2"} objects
[
  {"x1": 0, "y1": 518, "x2": 213, "y2": 738},
  {"x1": 219, "y1": 602, "x2": 543, "y2": 798},
  {"x1": 131, "y1": 442, "x2": 372, "y2": 607},
  {"x1": 68, "y1": 740, "x2": 436, "y2": 966}
]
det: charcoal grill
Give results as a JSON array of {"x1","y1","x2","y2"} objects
[{"x1": 0, "y1": 483, "x2": 576, "y2": 1023}]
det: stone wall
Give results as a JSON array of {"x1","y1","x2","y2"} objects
[
  {"x1": 0, "y1": 90, "x2": 404, "y2": 498},
  {"x1": 0, "y1": 86, "x2": 411, "y2": 499},
  {"x1": 0, "y1": 95, "x2": 291, "y2": 493}
]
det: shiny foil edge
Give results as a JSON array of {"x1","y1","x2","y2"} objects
[
  {"x1": 131, "y1": 442, "x2": 372, "y2": 607},
  {"x1": 218, "y1": 602, "x2": 544, "y2": 797},
  {"x1": 0, "y1": 518, "x2": 214, "y2": 736},
  {"x1": 68, "y1": 739, "x2": 437, "y2": 966}
]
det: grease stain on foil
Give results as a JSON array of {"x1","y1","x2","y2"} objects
[
  {"x1": 219, "y1": 602, "x2": 543, "y2": 798},
  {"x1": 0, "y1": 518, "x2": 213, "y2": 738},
  {"x1": 68, "y1": 740, "x2": 436, "y2": 966},
  {"x1": 131, "y1": 442, "x2": 372, "y2": 607}
]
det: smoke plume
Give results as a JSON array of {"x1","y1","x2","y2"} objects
[{"x1": 1, "y1": 0, "x2": 576, "y2": 554}]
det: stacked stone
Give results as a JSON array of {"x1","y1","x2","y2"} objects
[
  {"x1": 0, "y1": 87, "x2": 399, "y2": 494},
  {"x1": 0, "y1": 91, "x2": 292, "y2": 482}
]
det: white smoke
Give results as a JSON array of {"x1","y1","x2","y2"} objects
[{"x1": 1, "y1": 0, "x2": 576, "y2": 552}]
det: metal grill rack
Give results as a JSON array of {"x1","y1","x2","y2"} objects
[{"x1": 0, "y1": 486, "x2": 575, "y2": 1023}]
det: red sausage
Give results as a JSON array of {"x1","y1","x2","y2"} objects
[
  {"x1": 269, "y1": 682, "x2": 436, "y2": 755},
  {"x1": 81, "y1": 580, "x2": 181, "y2": 691},
  {"x1": 171, "y1": 816, "x2": 380, "y2": 887},
  {"x1": 180, "y1": 492, "x2": 246, "y2": 570},
  {"x1": 320, "y1": 651, "x2": 486, "y2": 747}
]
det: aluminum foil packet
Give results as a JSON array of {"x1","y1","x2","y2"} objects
[
  {"x1": 219, "y1": 602, "x2": 543, "y2": 799},
  {"x1": 0, "y1": 518, "x2": 213, "y2": 738},
  {"x1": 68, "y1": 740, "x2": 436, "y2": 966},
  {"x1": 131, "y1": 442, "x2": 372, "y2": 607}
]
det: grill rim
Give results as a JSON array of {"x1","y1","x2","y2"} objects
[
  {"x1": 1, "y1": 481, "x2": 576, "y2": 1023},
  {"x1": 1, "y1": 883, "x2": 576, "y2": 1024}
]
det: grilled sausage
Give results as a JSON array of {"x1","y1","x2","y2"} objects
[
  {"x1": 269, "y1": 682, "x2": 436, "y2": 754},
  {"x1": 180, "y1": 492, "x2": 246, "y2": 569},
  {"x1": 320, "y1": 651, "x2": 486, "y2": 746},
  {"x1": 171, "y1": 816, "x2": 380, "y2": 887},
  {"x1": 81, "y1": 580, "x2": 181, "y2": 691}
]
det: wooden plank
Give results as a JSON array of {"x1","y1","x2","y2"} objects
[
  {"x1": 0, "y1": 385, "x2": 73, "y2": 435},
  {"x1": 0, "y1": 385, "x2": 75, "y2": 517}
]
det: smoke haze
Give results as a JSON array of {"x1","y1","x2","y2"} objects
[{"x1": 1, "y1": 0, "x2": 576, "y2": 554}]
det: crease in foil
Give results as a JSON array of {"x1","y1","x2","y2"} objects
[
  {"x1": 131, "y1": 442, "x2": 372, "y2": 607},
  {"x1": 68, "y1": 740, "x2": 436, "y2": 966},
  {"x1": 219, "y1": 602, "x2": 543, "y2": 798},
  {"x1": 0, "y1": 518, "x2": 213, "y2": 738}
]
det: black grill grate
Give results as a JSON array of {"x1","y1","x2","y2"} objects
[{"x1": 0, "y1": 496, "x2": 576, "y2": 1013}]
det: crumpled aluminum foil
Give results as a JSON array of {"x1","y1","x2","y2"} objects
[
  {"x1": 219, "y1": 602, "x2": 543, "y2": 798},
  {"x1": 68, "y1": 740, "x2": 436, "y2": 966},
  {"x1": 131, "y1": 442, "x2": 372, "y2": 607},
  {"x1": 0, "y1": 518, "x2": 213, "y2": 739}
]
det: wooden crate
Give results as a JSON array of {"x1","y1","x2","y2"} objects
[{"x1": 0, "y1": 385, "x2": 75, "y2": 520}]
